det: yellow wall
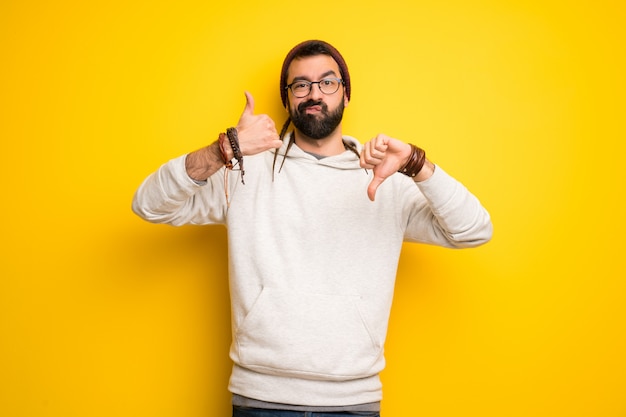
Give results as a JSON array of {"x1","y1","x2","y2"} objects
[{"x1": 1, "y1": 1, "x2": 624, "y2": 416}]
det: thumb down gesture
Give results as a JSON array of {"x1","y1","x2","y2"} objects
[{"x1": 360, "y1": 134, "x2": 429, "y2": 201}]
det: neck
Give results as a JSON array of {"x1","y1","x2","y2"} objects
[{"x1": 293, "y1": 127, "x2": 345, "y2": 156}]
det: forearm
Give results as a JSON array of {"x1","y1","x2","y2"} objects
[
  {"x1": 132, "y1": 154, "x2": 226, "y2": 226},
  {"x1": 410, "y1": 166, "x2": 493, "y2": 247},
  {"x1": 185, "y1": 140, "x2": 229, "y2": 182},
  {"x1": 132, "y1": 91, "x2": 280, "y2": 225},
  {"x1": 399, "y1": 147, "x2": 491, "y2": 244}
]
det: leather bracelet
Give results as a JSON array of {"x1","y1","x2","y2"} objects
[
  {"x1": 226, "y1": 127, "x2": 243, "y2": 161},
  {"x1": 398, "y1": 144, "x2": 426, "y2": 178},
  {"x1": 226, "y1": 127, "x2": 245, "y2": 184}
]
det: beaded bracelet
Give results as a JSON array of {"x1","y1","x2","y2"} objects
[{"x1": 398, "y1": 144, "x2": 426, "y2": 178}]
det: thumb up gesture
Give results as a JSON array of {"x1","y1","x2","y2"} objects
[{"x1": 235, "y1": 92, "x2": 282, "y2": 156}]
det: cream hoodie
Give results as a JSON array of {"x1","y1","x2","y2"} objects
[{"x1": 132, "y1": 135, "x2": 492, "y2": 406}]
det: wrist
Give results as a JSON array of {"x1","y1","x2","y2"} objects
[
  {"x1": 218, "y1": 132, "x2": 234, "y2": 163},
  {"x1": 412, "y1": 159, "x2": 435, "y2": 182},
  {"x1": 398, "y1": 144, "x2": 426, "y2": 179}
]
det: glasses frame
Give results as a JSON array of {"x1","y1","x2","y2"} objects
[{"x1": 285, "y1": 77, "x2": 344, "y2": 98}]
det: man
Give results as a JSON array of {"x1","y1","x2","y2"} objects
[{"x1": 132, "y1": 40, "x2": 492, "y2": 416}]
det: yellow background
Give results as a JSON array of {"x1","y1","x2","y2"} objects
[{"x1": 1, "y1": 0, "x2": 625, "y2": 416}]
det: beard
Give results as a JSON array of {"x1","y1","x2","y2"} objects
[{"x1": 289, "y1": 98, "x2": 345, "y2": 139}]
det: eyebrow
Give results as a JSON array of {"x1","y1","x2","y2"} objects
[{"x1": 290, "y1": 70, "x2": 338, "y2": 83}]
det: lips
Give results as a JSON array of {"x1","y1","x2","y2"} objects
[
  {"x1": 305, "y1": 105, "x2": 323, "y2": 113},
  {"x1": 298, "y1": 100, "x2": 326, "y2": 114}
]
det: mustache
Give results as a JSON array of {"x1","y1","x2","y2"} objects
[{"x1": 297, "y1": 100, "x2": 327, "y2": 112}]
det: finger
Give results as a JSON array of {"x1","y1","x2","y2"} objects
[
  {"x1": 361, "y1": 142, "x2": 384, "y2": 166},
  {"x1": 364, "y1": 136, "x2": 387, "y2": 158},
  {"x1": 359, "y1": 152, "x2": 369, "y2": 169},
  {"x1": 367, "y1": 176, "x2": 385, "y2": 201},
  {"x1": 370, "y1": 146, "x2": 386, "y2": 160},
  {"x1": 360, "y1": 160, "x2": 375, "y2": 170},
  {"x1": 359, "y1": 146, "x2": 372, "y2": 168},
  {"x1": 373, "y1": 134, "x2": 389, "y2": 152},
  {"x1": 241, "y1": 91, "x2": 255, "y2": 117}
]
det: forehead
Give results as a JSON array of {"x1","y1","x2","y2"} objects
[{"x1": 286, "y1": 54, "x2": 341, "y2": 81}]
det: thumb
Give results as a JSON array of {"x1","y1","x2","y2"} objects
[
  {"x1": 241, "y1": 91, "x2": 255, "y2": 117},
  {"x1": 367, "y1": 175, "x2": 386, "y2": 202}
]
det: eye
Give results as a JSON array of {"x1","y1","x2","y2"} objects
[
  {"x1": 321, "y1": 79, "x2": 335, "y2": 86},
  {"x1": 293, "y1": 81, "x2": 310, "y2": 89}
]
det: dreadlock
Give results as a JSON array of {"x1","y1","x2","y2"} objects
[{"x1": 271, "y1": 117, "x2": 295, "y2": 181}]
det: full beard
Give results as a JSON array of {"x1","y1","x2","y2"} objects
[{"x1": 290, "y1": 99, "x2": 345, "y2": 140}]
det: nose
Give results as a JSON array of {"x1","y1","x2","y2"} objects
[{"x1": 308, "y1": 83, "x2": 324, "y2": 100}]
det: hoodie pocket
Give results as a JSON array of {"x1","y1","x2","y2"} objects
[{"x1": 233, "y1": 287, "x2": 383, "y2": 381}]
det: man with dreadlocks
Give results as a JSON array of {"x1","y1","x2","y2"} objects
[{"x1": 132, "y1": 40, "x2": 492, "y2": 416}]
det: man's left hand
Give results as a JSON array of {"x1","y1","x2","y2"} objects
[{"x1": 360, "y1": 134, "x2": 412, "y2": 201}]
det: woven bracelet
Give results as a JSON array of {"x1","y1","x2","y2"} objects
[{"x1": 398, "y1": 144, "x2": 426, "y2": 178}]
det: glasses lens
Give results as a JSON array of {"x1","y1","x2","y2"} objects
[
  {"x1": 291, "y1": 82, "x2": 311, "y2": 97},
  {"x1": 319, "y1": 78, "x2": 340, "y2": 94}
]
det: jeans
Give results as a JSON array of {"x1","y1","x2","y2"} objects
[{"x1": 232, "y1": 406, "x2": 380, "y2": 417}]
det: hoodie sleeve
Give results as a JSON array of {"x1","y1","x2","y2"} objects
[
  {"x1": 402, "y1": 165, "x2": 493, "y2": 248},
  {"x1": 131, "y1": 155, "x2": 227, "y2": 226}
]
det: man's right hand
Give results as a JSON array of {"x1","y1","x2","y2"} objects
[
  {"x1": 234, "y1": 91, "x2": 282, "y2": 157},
  {"x1": 185, "y1": 92, "x2": 282, "y2": 182}
]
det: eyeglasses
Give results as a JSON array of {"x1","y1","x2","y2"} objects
[{"x1": 285, "y1": 77, "x2": 343, "y2": 98}]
